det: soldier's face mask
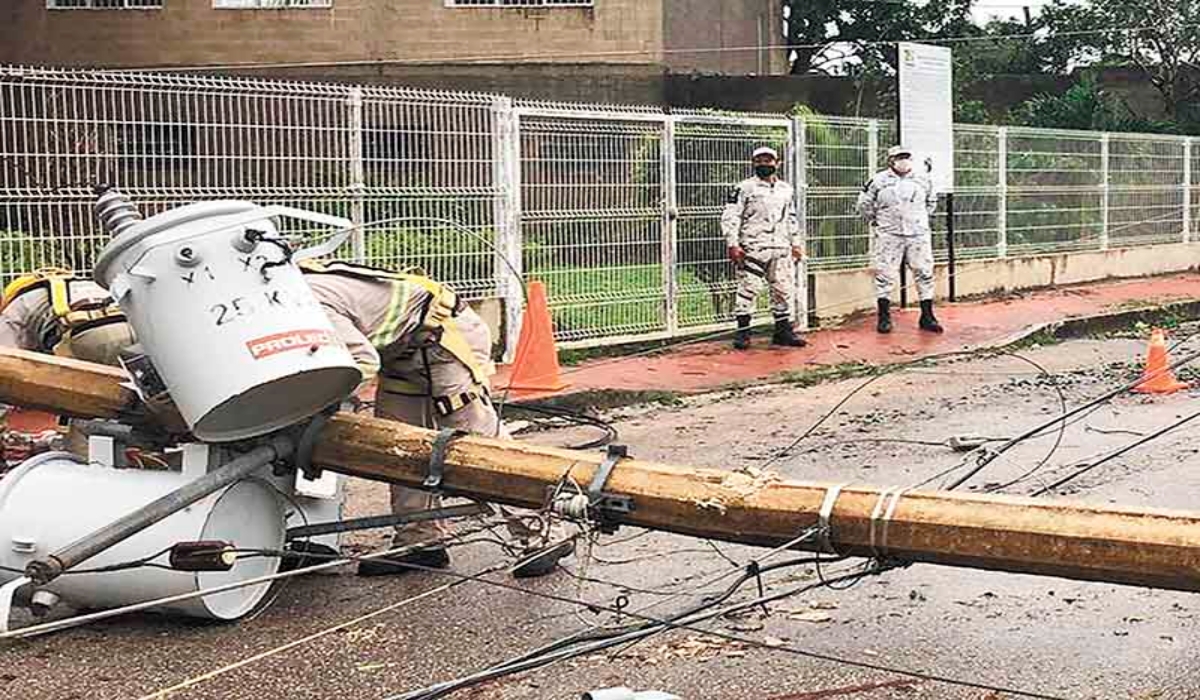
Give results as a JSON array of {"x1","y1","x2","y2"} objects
[
  {"x1": 754, "y1": 163, "x2": 777, "y2": 178},
  {"x1": 891, "y1": 158, "x2": 913, "y2": 175}
]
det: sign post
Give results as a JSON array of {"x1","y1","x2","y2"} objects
[{"x1": 897, "y1": 42, "x2": 956, "y2": 301}]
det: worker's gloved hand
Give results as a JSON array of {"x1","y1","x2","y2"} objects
[
  {"x1": 791, "y1": 245, "x2": 805, "y2": 261},
  {"x1": 727, "y1": 245, "x2": 746, "y2": 263},
  {"x1": 340, "y1": 395, "x2": 366, "y2": 414}
]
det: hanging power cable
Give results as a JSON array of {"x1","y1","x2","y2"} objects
[
  {"x1": 1032, "y1": 408, "x2": 1200, "y2": 496},
  {"x1": 944, "y1": 344, "x2": 1200, "y2": 491}
]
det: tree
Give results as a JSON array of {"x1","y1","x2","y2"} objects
[
  {"x1": 1014, "y1": 77, "x2": 1176, "y2": 132},
  {"x1": 966, "y1": 17, "x2": 1056, "y2": 75},
  {"x1": 784, "y1": 0, "x2": 977, "y2": 76},
  {"x1": 1040, "y1": 0, "x2": 1200, "y2": 123}
]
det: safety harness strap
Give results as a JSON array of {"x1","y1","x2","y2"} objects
[
  {"x1": 300, "y1": 260, "x2": 488, "y2": 386},
  {"x1": 378, "y1": 375, "x2": 488, "y2": 418}
]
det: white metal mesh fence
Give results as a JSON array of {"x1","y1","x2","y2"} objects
[
  {"x1": 516, "y1": 107, "x2": 667, "y2": 344},
  {"x1": 0, "y1": 68, "x2": 506, "y2": 304},
  {"x1": 802, "y1": 116, "x2": 876, "y2": 271},
  {"x1": 673, "y1": 115, "x2": 791, "y2": 332},
  {"x1": 2, "y1": 66, "x2": 1197, "y2": 351}
]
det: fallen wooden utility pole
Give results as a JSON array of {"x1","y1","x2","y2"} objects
[{"x1": 4, "y1": 347, "x2": 1200, "y2": 592}]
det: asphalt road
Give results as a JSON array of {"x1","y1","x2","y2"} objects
[{"x1": 3, "y1": 334, "x2": 1200, "y2": 700}]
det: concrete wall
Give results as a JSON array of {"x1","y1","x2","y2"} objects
[
  {"x1": 667, "y1": 73, "x2": 1079, "y2": 118},
  {"x1": 226, "y1": 61, "x2": 667, "y2": 105},
  {"x1": 662, "y1": 0, "x2": 787, "y2": 76},
  {"x1": 811, "y1": 243, "x2": 1200, "y2": 326},
  {"x1": 0, "y1": 0, "x2": 663, "y2": 68},
  {"x1": 665, "y1": 70, "x2": 1156, "y2": 120}
]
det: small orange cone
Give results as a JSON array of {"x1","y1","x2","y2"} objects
[
  {"x1": 1133, "y1": 328, "x2": 1190, "y2": 395},
  {"x1": 504, "y1": 280, "x2": 569, "y2": 393}
]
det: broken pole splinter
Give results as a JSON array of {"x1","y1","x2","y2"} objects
[{"x1": 4, "y1": 346, "x2": 1200, "y2": 592}]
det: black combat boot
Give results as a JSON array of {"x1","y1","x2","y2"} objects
[
  {"x1": 771, "y1": 318, "x2": 806, "y2": 347},
  {"x1": 732, "y1": 315, "x2": 752, "y2": 350},
  {"x1": 918, "y1": 299, "x2": 944, "y2": 334},
  {"x1": 357, "y1": 545, "x2": 450, "y2": 577},
  {"x1": 876, "y1": 298, "x2": 893, "y2": 334}
]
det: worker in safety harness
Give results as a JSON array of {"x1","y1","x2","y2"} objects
[
  {"x1": 300, "y1": 260, "x2": 573, "y2": 578},
  {"x1": 0, "y1": 268, "x2": 134, "y2": 364},
  {"x1": 0, "y1": 269, "x2": 136, "y2": 469}
]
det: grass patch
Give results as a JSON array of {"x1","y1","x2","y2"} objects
[
  {"x1": 1005, "y1": 327, "x2": 1065, "y2": 351},
  {"x1": 534, "y1": 265, "x2": 733, "y2": 340},
  {"x1": 775, "y1": 362, "x2": 875, "y2": 388},
  {"x1": 504, "y1": 389, "x2": 684, "y2": 414}
]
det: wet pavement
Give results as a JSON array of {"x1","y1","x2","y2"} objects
[
  {"x1": 497, "y1": 273, "x2": 1200, "y2": 398},
  {"x1": 5, "y1": 334, "x2": 1200, "y2": 699}
]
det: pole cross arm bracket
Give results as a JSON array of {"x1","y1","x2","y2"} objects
[
  {"x1": 588, "y1": 444, "x2": 635, "y2": 533},
  {"x1": 425, "y1": 428, "x2": 467, "y2": 491}
]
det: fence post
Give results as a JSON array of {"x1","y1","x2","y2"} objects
[
  {"x1": 1100, "y1": 133, "x2": 1110, "y2": 251},
  {"x1": 867, "y1": 119, "x2": 879, "y2": 173},
  {"x1": 492, "y1": 97, "x2": 524, "y2": 363},
  {"x1": 346, "y1": 87, "x2": 366, "y2": 263},
  {"x1": 997, "y1": 126, "x2": 1008, "y2": 258},
  {"x1": 662, "y1": 115, "x2": 679, "y2": 337},
  {"x1": 791, "y1": 114, "x2": 809, "y2": 331},
  {"x1": 1184, "y1": 137, "x2": 1192, "y2": 244}
]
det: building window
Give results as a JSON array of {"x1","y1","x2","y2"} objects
[
  {"x1": 213, "y1": 0, "x2": 331, "y2": 7},
  {"x1": 47, "y1": 0, "x2": 161, "y2": 8},
  {"x1": 446, "y1": 0, "x2": 592, "y2": 6}
]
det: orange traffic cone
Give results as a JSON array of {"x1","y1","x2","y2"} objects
[
  {"x1": 504, "y1": 281, "x2": 569, "y2": 393},
  {"x1": 1133, "y1": 328, "x2": 1190, "y2": 395}
]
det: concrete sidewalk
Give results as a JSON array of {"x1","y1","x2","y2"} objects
[{"x1": 496, "y1": 273, "x2": 1200, "y2": 400}]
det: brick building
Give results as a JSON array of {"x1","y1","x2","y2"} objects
[{"x1": 0, "y1": 0, "x2": 787, "y2": 104}]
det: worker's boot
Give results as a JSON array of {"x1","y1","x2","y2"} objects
[
  {"x1": 357, "y1": 542, "x2": 450, "y2": 577},
  {"x1": 876, "y1": 298, "x2": 893, "y2": 334},
  {"x1": 771, "y1": 318, "x2": 806, "y2": 347},
  {"x1": 732, "y1": 315, "x2": 752, "y2": 350},
  {"x1": 918, "y1": 299, "x2": 944, "y2": 334}
]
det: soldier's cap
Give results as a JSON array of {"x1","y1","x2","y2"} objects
[
  {"x1": 887, "y1": 145, "x2": 913, "y2": 159},
  {"x1": 751, "y1": 146, "x2": 779, "y2": 160}
]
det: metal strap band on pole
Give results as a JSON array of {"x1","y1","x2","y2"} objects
[{"x1": 817, "y1": 483, "x2": 849, "y2": 554}]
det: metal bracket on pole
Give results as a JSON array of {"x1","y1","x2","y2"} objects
[
  {"x1": 588, "y1": 444, "x2": 635, "y2": 533},
  {"x1": 295, "y1": 404, "x2": 338, "y2": 482},
  {"x1": 425, "y1": 428, "x2": 466, "y2": 491}
]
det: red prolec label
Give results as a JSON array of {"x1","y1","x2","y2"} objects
[{"x1": 247, "y1": 329, "x2": 335, "y2": 360}]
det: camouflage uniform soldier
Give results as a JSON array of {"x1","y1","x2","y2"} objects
[
  {"x1": 721, "y1": 146, "x2": 806, "y2": 350},
  {"x1": 856, "y1": 145, "x2": 944, "y2": 334},
  {"x1": 301, "y1": 260, "x2": 571, "y2": 578}
]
